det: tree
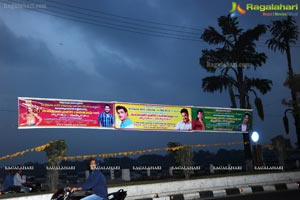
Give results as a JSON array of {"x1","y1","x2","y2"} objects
[
  {"x1": 271, "y1": 135, "x2": 293, "y2": 166},
  {"x1": 199, "y1": 15, "x2": 272, "y2": 170},
  {"x1": 175, "y1": 146, "x2": 194, "y2": 179},
  {"x1": 44, "y1": 140, "x2": 67, "y2": 192},
  {"x1": 167, "y1": 142, "x2": 194, "y2": 179},
  {"x1": 166, "y1": 142, "x2": 181, "y2": 166},
  {"x1": 266, "y1": 16, "x2": 300, "y2": 148}
]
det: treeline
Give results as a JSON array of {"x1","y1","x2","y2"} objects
[{"x1": 0, "y1": 148, "x2": 245, "y2": 178}]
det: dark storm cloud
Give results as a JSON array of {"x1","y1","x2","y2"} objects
[
  {"x1": 0, "y1": 20, "x2": 53, "y2": 69},
  {"x1": 0, "y1": 18, "x2": 100, "y2": 100},
  {"x1": 0, "y1": 0, "x2": 299, "y2": 166}
]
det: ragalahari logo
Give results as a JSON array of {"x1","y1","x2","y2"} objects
[{"x1": 230, "y1": 2, "x2": 246, "y2": 17}]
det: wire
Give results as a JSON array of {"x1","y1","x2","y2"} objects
[
  {"x1": 0, "y1": 0, "x2": 299, "y2": 46},
  {"x1": 0, "y1": 0, "x2": 204, "y2": 42},
  {"x1": 36, "y1": 0, "x2": 300, "y2": 45},
  {"x1": 40, "y1": 6, "x2": 201, "y2": 39},
  {"x1": 37, "y1": 9, "x2": 202, "y2": 41},
  {"x1": 46, "y1": 0, "x2": 203, "y2": 32},
  {"x1": 42, "y1": 0, "x2": 202, "y2": 36},
  {"x1": 0, "y1": 109, "x2": 17, "y2": 112}
]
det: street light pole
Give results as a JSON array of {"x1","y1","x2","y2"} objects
[
  {"x1": 243, "y1": 132, "x2": 253, "y2": 172},
  {"x1": 251, "y1": 131, "x2": 260, "y2": 167}
]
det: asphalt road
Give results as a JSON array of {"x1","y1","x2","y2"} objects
[{"x1": 205, "y1": 190, "x2": 300, "y2": 200}]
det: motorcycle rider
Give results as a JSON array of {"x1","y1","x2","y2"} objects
[{"x1": 71, "y1": 159, "x2": 107, "y2": 200}]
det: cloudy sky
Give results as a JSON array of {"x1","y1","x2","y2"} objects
[{"x1": 0, "y1": 0, "x2": 299, "y2": 166}]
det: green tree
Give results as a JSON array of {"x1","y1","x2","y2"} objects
[
  {"x1": 266, "y1": 16, "x2": 300, "y2": 147},
  {"x1": 167, "y1": 142, "x2": 194, "y2": 179},
  {"x1": 175, "y1": 146, "x2": 194, "y2": 179},
  {"x1": 271, "y1": 135, "x2": 293, "y2": 166},
  {"x1": 44, "y1": 140, "x2": 67, "y2": 192},
  {"x1": 199, "y1": 15, "x2": 272, "y2": 170}
]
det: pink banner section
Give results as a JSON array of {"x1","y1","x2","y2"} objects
[{"x1": 18, "y1": 98, "x2": 114, "y2": 129}]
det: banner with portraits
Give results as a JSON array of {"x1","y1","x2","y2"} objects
[
  {"x1": 114, "y1": 103, "x2": 192, "y2": 131},
  {"x1": 191, "y1": 107, "x2": 252, "y2": 132},
  {"x1": 18, "y1": 97, "x2": 114, "y2": 129},
  {"x1": 18, "y1": 97, "x2": 252, "y2": 133}
]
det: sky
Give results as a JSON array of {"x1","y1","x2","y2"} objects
[{"x1": 0, "y1": 0, "x2": 299, "y2": 166}]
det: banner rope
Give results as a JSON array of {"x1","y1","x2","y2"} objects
[{"x1": 0, "y1": 141, "x2": 251, "y2": 161}]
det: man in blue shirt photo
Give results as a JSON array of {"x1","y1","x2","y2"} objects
[
  {"x1": 71, "y1": 159, "x2": 107, "y2": 200},
  {"x1": 116, "y1": 105, "x2": 134, "y2": 128},
  {"x1": 98, "y1": 104, "x2": 114, "y2": 128}
]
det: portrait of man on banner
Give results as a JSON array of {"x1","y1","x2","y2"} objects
[
  {"x1": 175, "y1": 108, "x2": 192, "y2": 131},
  {"x1": 192, "y1": 108, "x2": 206, "y2": 131},
  {"x1": 237, "y1": 112, "x2": 251, "y2": 132},
  {"x1": 115, "y1": 105, "x2": 134, "y2": 129},
  {"x1": 98, "y1": 104, "x2": 114, "y2": 128}
]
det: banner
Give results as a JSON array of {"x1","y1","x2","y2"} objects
[
  {"x1": 18, "y1": 97, "x2": 252, "y2": 133},
  {"x1": 191, "y1": 107, "x2": 252, "y2": 132},
  {"x1": 114, "y1": 103, "x2": 192, "y2": 131},
  {"x1": 18, "y1": 98, "x2": 114, "y2": 129}
]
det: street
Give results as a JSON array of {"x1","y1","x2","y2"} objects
[{"x1": 206, "y1": 190, "x2": 300, "y2": 200}]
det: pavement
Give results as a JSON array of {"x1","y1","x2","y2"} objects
[{"x1": 205, "y1": 189, "x2": 300, "y2": 200}]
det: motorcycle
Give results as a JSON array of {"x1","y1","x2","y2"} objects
[{"x1": 51, "y1": 188, "x2": 127, "y2": 200}]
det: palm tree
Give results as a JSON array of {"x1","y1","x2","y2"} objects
[
  {"x1": 199, "y1": 15, "x2": 272, "y2": 170},
  {"x1": 266, "y1": 16, "x2": 300, "y2": 148}
]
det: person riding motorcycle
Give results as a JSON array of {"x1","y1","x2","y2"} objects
[{"x1": 71, "y1": 159, "x2": 107, "y2": 200}]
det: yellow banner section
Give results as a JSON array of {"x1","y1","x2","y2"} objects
[{"x1": 114, "y1": 103, "x2": 192, "y2": 131}]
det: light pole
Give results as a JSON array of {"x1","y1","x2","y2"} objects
[{"x1": 251, "y1": 131, "x2": 262, "y2": 167}]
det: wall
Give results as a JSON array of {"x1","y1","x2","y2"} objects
[{"x1": 1, "y1": 171, "x2": 299, "y2": 200}]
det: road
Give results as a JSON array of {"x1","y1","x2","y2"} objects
[{"x1": 206, "y1": 190, "x2": 300, "y2": 200}]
